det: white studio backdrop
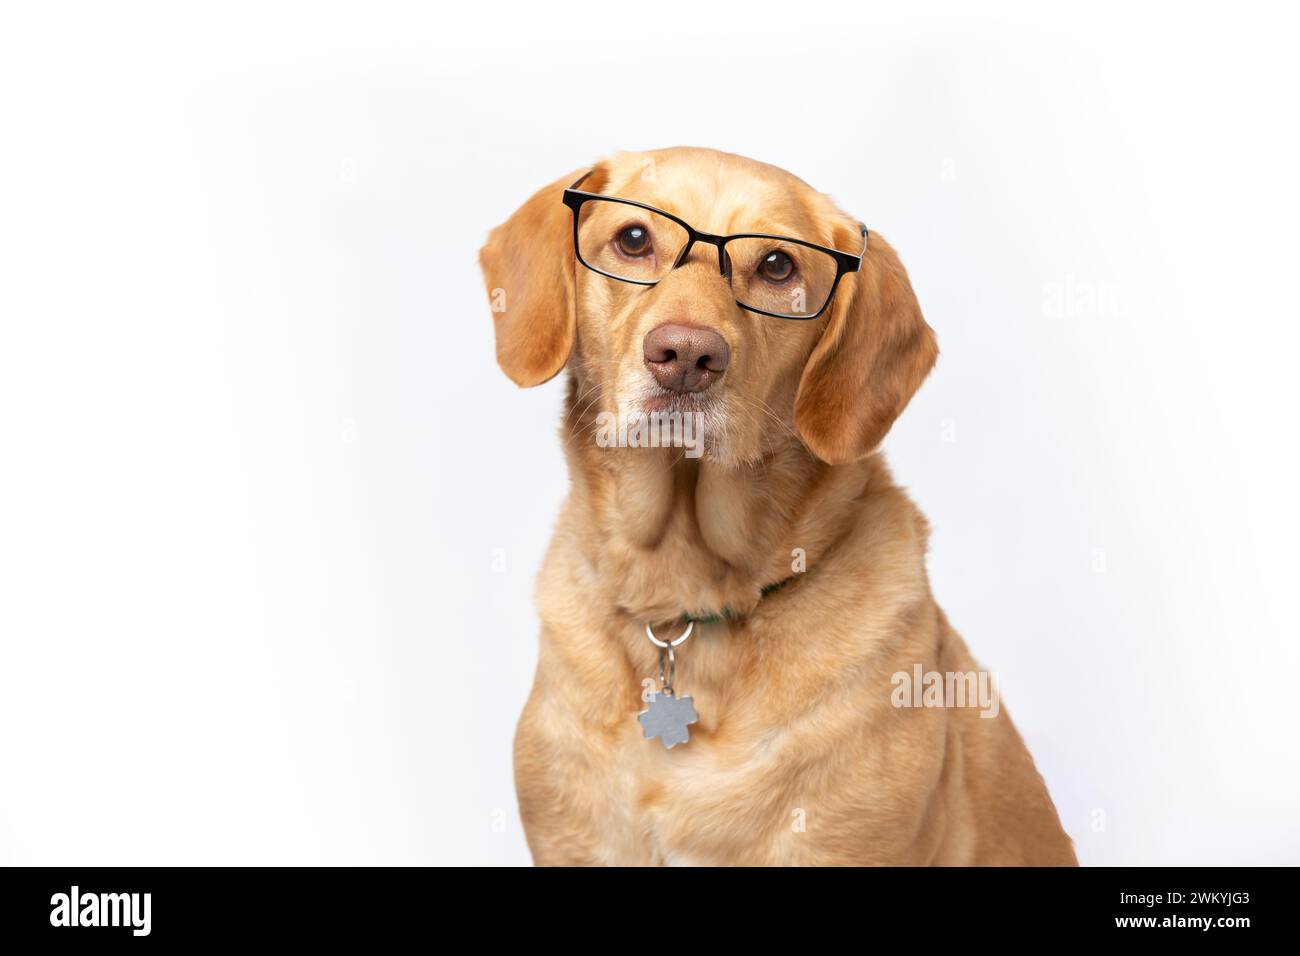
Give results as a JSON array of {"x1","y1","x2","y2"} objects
[{"x1": 1, "y1": 1, "x2": 1297, "y2": 865}]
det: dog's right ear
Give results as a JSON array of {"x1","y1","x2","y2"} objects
[{"x1": 479, "y1": 169, "x2": 592, "y2": 387}]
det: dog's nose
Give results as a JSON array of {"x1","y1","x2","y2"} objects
[{"x1": 643, "y1": 324, "x2": 731, "y2": 393}]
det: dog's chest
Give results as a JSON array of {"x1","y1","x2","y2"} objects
[{"x1": 615, "y1": 724, "x2": 796, "y2": 866}]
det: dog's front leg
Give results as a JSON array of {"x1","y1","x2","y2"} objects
[{"x1": 512, "y1": 678, "x2": 655, "y2": 866}]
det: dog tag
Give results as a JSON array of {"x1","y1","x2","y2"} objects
[{"x1": 638, "y1": 690, "x2": 699, "y2": 749}]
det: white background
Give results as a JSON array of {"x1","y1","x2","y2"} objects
[{"x1": 2, "y1": 1, "x2": 1298, "y2": 865}]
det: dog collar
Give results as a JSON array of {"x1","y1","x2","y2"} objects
[{"x1": 680, "y1": 576, "x2": 795, "y2": 626}]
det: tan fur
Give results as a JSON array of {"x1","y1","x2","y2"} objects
[{"x1": 480, "y1": 148, "x2": 1076, "y2": 866}]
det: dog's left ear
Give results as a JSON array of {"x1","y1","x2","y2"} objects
[
  {"x1": 478, "y1": 170, "x2": 588, "y2": 387},
  {"x1": 794, "y1": 229, "x2": 938, "y2": 465}
]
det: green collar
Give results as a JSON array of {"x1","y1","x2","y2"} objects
[{"x1": 680, "y1": 577, "x2": 796, "y2": 626}]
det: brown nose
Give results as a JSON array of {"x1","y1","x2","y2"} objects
[{"x1": 643, "y1": 324, "x2": 731, "y2": 393}]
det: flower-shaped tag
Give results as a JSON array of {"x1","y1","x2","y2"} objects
[{"x1": 638, "y1": 691, "x2": 699, "y2": 749}]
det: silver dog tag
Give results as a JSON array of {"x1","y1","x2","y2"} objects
[{"x1": 638, "y1": 690, "x2": 699, "y2": 749}]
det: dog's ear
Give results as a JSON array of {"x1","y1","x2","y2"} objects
[
  {"x1": 478, "y1": 169, "x2": 589, "y2": 387},
  {"x1": 794, "y1": 229, "x2": 938, "y2": 465}
]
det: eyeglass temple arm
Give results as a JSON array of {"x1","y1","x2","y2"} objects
[{"x1": 568, "y1": 170, "x2": 594, "y2": 190}]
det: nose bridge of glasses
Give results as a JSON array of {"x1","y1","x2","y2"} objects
[{"x1": 672, "y1": 232, "x2": 730, "y2": 276}]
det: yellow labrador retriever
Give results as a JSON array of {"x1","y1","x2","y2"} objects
[{"x1": 479, "y1": 147, "x2": 1076, "y2": 865}]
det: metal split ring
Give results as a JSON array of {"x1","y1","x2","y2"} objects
[
  {"x1": 645, "y1": 621, "x2": 693, "y2": 696},
  {"x1": 644, "y1": 620, "x2": 694, "y2": 649}
]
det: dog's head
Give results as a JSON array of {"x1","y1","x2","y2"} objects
[{"x1": 479, "y1": 147, "x2": 936, "y2": 465}]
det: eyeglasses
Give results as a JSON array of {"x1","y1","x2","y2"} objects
[{"x1": 562, "y1": 172, "x2": 867, "y2": 320}]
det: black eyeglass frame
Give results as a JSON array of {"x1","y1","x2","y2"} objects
[{"x1": 561, "y1": 171, "x2": 868, "y2": 321}]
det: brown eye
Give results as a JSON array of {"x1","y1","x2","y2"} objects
[
  {"x1": 615, "y1": 224, "x2": 652, "y2": 257},
  {"x1": 759, "y1": 250, "x2": 794, "y2": 282}
]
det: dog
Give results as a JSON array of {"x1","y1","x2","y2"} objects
[{"x1": 479, "y1": 147, "x2": 1076, "y2": 865}]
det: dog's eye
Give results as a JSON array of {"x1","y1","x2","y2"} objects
[
  {"x1": 758, "y1": 250, "x2": 795, "y2": 283},
  {"x1": 615, "y1": 225, "x2": 652, "y2": 257}
]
